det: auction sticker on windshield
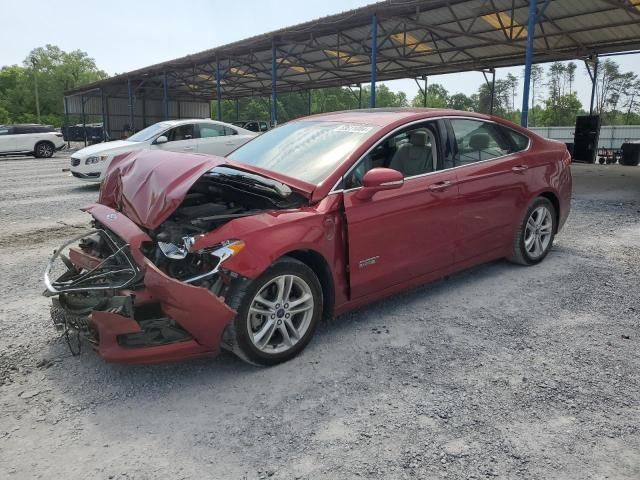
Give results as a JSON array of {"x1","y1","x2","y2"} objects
[{"x1": 333, "y1": 124, "x2": 374, "y2": 134}]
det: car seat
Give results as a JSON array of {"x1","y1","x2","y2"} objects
[{"x1": 389, "y1": 130, "x2": 434, "y2": 177}]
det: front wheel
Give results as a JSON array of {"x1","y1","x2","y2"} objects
[
  {"x1": 224, "y1": 257, "x2": 323, "y2": 366},
  {"x1": 509, "y1": 197, "x2": 557, "y2": 266}
]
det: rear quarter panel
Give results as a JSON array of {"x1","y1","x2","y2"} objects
[{"x1": 514, "y1": 135, "x2": 572, "y2": 234}]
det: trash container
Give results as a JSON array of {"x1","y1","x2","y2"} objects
[{"x1": 620, "y1": 142, "x2": 640, "y2": 166}]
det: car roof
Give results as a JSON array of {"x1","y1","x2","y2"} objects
[
  {"x1": 157, "y1": 118, "x2": 234, "y2": 127},
  {"x1": 294, "y1": 108, "x2": 505, "y2": 127}
]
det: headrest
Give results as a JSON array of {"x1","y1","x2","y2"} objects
[
  {"x1": 469, "y1": 133, "x2": 490, "y2": 151},
  {"x1": 410, "y1": 130, "x2": 427, "y2": 147}
]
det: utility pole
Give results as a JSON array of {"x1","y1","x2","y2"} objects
[{"x1": 31, "y1": 56, "x2": 41, "y2": 123}]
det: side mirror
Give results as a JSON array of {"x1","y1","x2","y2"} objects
[
  {"x1": 355, "y1": 168, "x2": 404, "y2": 200},
  {"x1": 155, "y1": 135, "x2": 168, "y2": 145}
]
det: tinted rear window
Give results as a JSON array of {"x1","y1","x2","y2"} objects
[{"x1": 502, "y1": 127, "x2": 530, "y2": 152}]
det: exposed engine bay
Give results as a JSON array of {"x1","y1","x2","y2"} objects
[
  {"x1": 45, "y1": 166, "x2": 307, "y2": 303},
  {"x1": 143, "y1": 167, "x2": 307, "y2": 287}
]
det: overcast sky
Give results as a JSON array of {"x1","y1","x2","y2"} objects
[{"x1": 2, "y1": 0, "x2": 639, "y2": 109}]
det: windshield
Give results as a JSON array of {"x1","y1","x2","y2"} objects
[
  {"x1": 227, "y1": 121, "x2": 378, "y2": 184},
  {"x1": 127, "y1": 122, "x2": 171, "y2": 142}
]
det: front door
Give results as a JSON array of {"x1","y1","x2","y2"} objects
[
  {"x1": 156, "y1": 123, "x2": 198, "y2": 153},
  {"x1": 0, "y1": 126, "x2": 15, "y2": 153},
  {"x1": 342, "y1": 122, "x2": 460, "y2": 299}
]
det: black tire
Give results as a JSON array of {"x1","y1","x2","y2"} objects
[
  {"x1": 224, "y1": 256, "x2": 323, "y2": 366},
  {"x1": 509, "y1": 197, "x2": 557, "y2": 266},
  {"x1": 34, "y1": 141, "x2": 55, "y2": 158}
]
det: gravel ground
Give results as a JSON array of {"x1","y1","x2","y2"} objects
[{"x1": 0, "y1": 154, "x2": 638, "y2": 480}]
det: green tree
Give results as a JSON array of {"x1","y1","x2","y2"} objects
[
  {"x1": 448, "y1": 93, "x2": 475, "y2": 111},
  {"x1": 529, "y1": 64, "x2": 544, "y2": 126},
  {"x1": 566, "y1": 61, "x2": 577, "y2": 94},
  {"x1": 539, "y1": 93, "x2": 583, "y2": 126},
  {"x1": 411, "y1": 83, "x2": 448, "y2": 108},
  {"x1": 505, "y1": 73, "x2": 519, "y2": 112},
  {"x1": 0, "y1": 44, "x2": 107, "y2": 126}
]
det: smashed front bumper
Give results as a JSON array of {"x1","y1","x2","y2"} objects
[{"x1": 44, "y1": 204, "x2": 236, "y2": 364}]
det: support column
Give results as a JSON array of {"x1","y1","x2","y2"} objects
[
  {"x1": 308, "y1": 90, "x2": 312, "y2": 115},
  {"x1": 100, "y1": 88, "x2": 107, "y2": 142},
  {"x1": 104, "y1": 93, "x2": 110, "y2": 140},
  {"x1": 589, "y1": 57, "x2": 599, "y2": 115},
  {"x1": 370, "y1": 14, "x2": 378, "y2": 108},
  {"x1": 490, "y1": 68, "x2": 496, "y2": 115},
  {"x1": 63, "y1": 96, "x2": 70, "y2": 148},
  {"x1": 520, "y1": 0, "x2": 538, "y2": 127},
  {"x1": 127, "y1": 77, "x2": 134, "y2": 131},
  {"x1": 423, "y1": 76, "x2": 428, "y2": 107},
  {"x1": 358, "y1": 84, "x2": 362, "y2": 109},
  {"x1": 271, "y1": 42, "x2": 278, "y2": 126},
  {"x1": 162, "y1": 72, "x2": 169, "y2": 120},
  {"x1": 236, "y1": 98, "x2": 240, "y2": 121},
  {"x1": 216, "y1": 57, "x2": 222, "y2": 120},
  {"x1": 141, "y1": 91, "x2": 146, "y2": 127},
  {"x1": 81, "y1": 95, "x2": 87, "y2": 147}
]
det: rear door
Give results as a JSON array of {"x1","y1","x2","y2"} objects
[
  {"x1": 0, "y1": 126, "x2": 15, "y2": 152},
  {"x1": 446, "y1": 118, "x2": 532, "y2": 262},
  {"x1": 13, "y1": 126, "x2": 34, "y2": 151},
  {"x1": 342, "y1": 121, "x2": 460, "y2": 299},
  {"x1": 197, "y1": 123, "x2": 240, "y2": 156}
]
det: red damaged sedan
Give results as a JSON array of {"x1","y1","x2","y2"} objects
[{"x1": 44, "y1": 109, "x2": 571, "y2": 365}]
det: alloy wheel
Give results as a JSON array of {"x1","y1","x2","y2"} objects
[
  {"x1": 524, "y1": 205, "x2": 553, "y2": 259},
  {"x1": 247, "y1": 274, "x2": 314, "y2": 354},
  {"x1": 38, "y1": 144, "x2": 53, "y2": 157}
]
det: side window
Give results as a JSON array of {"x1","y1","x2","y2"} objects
[
  {"x1": 245, "y1": 122, "x2": 259, "y2": 132},
  {"x1": 343, "y1": 122, "x2": 439, "y2": 189},
  {"x1": 224, "y1": 127, "x2": 238, "y2": 136},
  {"x1": 13, "y1": 126, "x2": 28, "y2": 135},
  {"x1": 199, "y1": 123, "x2": 226, "y2": 138},
  {"x1": 0, "y1": 128, "x2": 11, "y2": 136},
  {"x1": 167, "y1": 124, "x2": 196, "y2": 142},
  {"x1": 449, "y1": 119, "x2": 511, "y2": 166},
  {"x1": 502, "y1": 127, "x2": 530, "y2": 152},
  {"x1": 259, "y1": 122, "x2": 268, "y2": 132}
]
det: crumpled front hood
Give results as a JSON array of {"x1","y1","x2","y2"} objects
[{"x1": 98, "y1": 150, "x2": 225, "y2": 230}]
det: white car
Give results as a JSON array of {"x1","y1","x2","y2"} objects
[
  {"x1": 0, "y1": 124, "x2": 65, "y2": 158},
  {"x1": 69, "y1": 119, "x2": 257, "y2": 182}
]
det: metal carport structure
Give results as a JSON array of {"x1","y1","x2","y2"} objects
[{"x1": 64, "y1": 0, "x2": 640, "y2": 139}]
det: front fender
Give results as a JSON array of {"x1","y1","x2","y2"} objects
[{"x1": 189, "y1": 196, "x2": 349, "y2": 310}]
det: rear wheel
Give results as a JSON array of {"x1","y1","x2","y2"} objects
[
  {"x1": 224, "y1": 257, "x2": 322, "y2": 366},
  {"x1": 509, "y1": 197, "x2": 557, "y2": 266},
  {"x1": 34, "y1": 141, "x2": 55, "y2": 158}
]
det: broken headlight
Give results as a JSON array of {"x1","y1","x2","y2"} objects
[{"x1": 158, "y1": 238, "x2": 245, "y2": 284}]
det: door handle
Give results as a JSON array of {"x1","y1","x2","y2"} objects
[
  {"x1": 224, "y1": 141, "x2": 237, "y2": 145},
  {"x1": 512, "y1": 165, "x2": 529, "y2": 173},
  {"x1": 428, "y1": 180, "x2": 452, "y2": 192},
  {"x1": 183, "y1": 146, "x2": 195, "y2": 151}
]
